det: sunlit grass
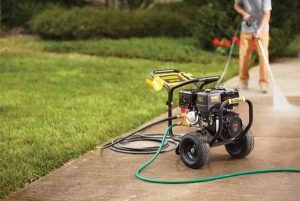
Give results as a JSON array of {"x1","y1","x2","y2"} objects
[
  {"x1": 0, "y1": 36, "x2": 239, "y2": 198},
  {"x1": 0, "y1": 36, "x2": 225, "y2": 63}
]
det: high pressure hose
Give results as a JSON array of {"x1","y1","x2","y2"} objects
[
  {"x1": 101, "y1": 116, "x2": 181, "y2": 154},
  {"x1": 135, "y1": 124, "x2": 300, "y2": 184},
  {"x1": 216, "y1": 24, "x2": 241, "y2": 86}
]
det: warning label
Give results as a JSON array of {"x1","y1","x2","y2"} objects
[{"x1": 159, "y1": 74, "x2": 185, "y2": 84}]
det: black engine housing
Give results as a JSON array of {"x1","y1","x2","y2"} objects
[
  {"x1": 222, "y1": 112, "x2": 243, "y2": 139},
  {"x1": 179, "y1": 87, "x2": 239, "y2": 118},
  {"x1": 179, "y1": 87, "x2": 242, "y2": 142}
]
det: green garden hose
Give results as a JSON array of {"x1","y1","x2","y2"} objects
[{"x1": 135, "y1": 123, "x2": 300, "y2": 184}]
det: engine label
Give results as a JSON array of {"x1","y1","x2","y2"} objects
[
  {"x1": 159, "y1": 75, "x2": 185, "y2": 83},
  {"x1": 197, "y1": 96, "x2": 204, "y2": 103},
  {"x1": 210, "y1": 95, "x2": 220, "y2": 102},
  {"x1": 229, "y1": 97, "x2": 246, "y2": 104}
]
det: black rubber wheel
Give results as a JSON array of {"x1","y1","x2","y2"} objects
[
  {"x1": 179, "y1": 133, "x2": 210, "y2": 169},
  {"x1": 225, "y1": 130, "x2": 254, "y2": 158},
  {"x1": 175, "y1": 145, "x2": 180, "y2": 155}
]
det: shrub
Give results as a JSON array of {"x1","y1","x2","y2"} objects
[
  {"x1": 269, "y1": 28, "x2": 292, "y2": 57},
  {"x1": 29, "y1": 7, "x2": 190, "y2": 39},
  {"x1": 153, "y1": 1, "x2": 200, "y2": 20},
  {"x1": 268, "y1": 0, "x2": 300, "y2": 56},
  {"x1": 0, "y1": 0, "x2": 81, "y2": 28},
  {"x1": 193, "y1": 4, "x2": 238, "y2": 50}
]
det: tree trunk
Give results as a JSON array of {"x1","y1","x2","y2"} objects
[
  {"x1": 140, "y1": 0, "x2": 152, "y2": 9},
  {"x1": 106, "y1": 0, "x2": 113, "y2": 9},
  {"x1": 120, "y1": 0, "x2": 128, "y2": 9}
]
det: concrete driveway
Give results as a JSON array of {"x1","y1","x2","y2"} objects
[{"x1": 4, "y1": 58, "x2": 300, "y2": 201}]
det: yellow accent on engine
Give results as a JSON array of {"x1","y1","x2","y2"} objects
[
  {"x1": 146, "y1": 77, "x2": 164, "y2": 91},
  {"x1": 146, "y1": 72, "x2": 193, "y2": 91},
  {"x1": 228, "y1": 97, "x2": 246, "y2": 104},
  {"x1": 177, "y1": 121, "x2": 191, "y2": 127}
]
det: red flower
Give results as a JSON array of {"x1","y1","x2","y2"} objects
[
  {"x1": 212, "y1": 38, "x2": 220, "y2": 46},
  {"x1": 232, "y1": 35, "x2": 240, "y2": 45},
  {"x1": 224, "y1": 39, "x2": 231, "y2": 47},
  {"x1": 232, "y1": 36, "x2": 239, "y2": 42}
]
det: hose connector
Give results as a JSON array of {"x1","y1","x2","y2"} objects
[
  {"x1": 177, "y1": 121, "x2": 191, "y2": 127},
  {"x1": 177, "y1": 113, "x2": 187, "y2": 118}
]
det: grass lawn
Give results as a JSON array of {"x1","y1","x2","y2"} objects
[
  {"x1": 0, "y1": 36, "x2": 239, "y2": 198},
  {"x1": 0, "y1": 36, "x2": 224, "y2": 63}
]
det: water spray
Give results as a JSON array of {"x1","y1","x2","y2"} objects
[
  {"x1": 251, "y1": 20, "x2": 293, "y2": 111},
  {"x1": 256, "y1": 38, "x2": 293, "y2": 111}
]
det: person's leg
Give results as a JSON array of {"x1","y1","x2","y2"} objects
[
  {"x1": 239, "y1": 32, "x2": 253, "y2": 88},
  {"x1": 256, "y1": 32, "x2": 269, "y2": 87}
]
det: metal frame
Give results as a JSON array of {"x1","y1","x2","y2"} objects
[
  {"x1": 150, "y1": 69, "x2": 253, "y2": 147},
  {"x1": 150, "y1": 69, "x2": 219, "y2": 140}
]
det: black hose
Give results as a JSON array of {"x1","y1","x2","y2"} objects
[{"x1": 101, "y1": 116, "x2": 181, "y2": 154}]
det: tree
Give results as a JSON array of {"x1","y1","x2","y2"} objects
[
  {"x1": 83, "y1": 0, "x2": 128, "y2": 9},
  {"x1": 83, "y1": 0, "x2": 182, "y2": 9}
]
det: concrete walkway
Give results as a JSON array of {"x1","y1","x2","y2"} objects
[
  {"x1": 4, "y1": 58, "x2": 300, "y2": 201},
  {"x1": 225, "y1": 57, "x2": 300, "y2": 97}
]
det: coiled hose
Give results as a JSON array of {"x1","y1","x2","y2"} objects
[
  {"x1": 136, "y1": 123, "x2": 300, "y2": 184},
  {"x1": 101, "y1": 116, "x2": 181, "y2": 154}
]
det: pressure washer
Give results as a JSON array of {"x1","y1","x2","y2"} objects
[
  {"x1": 102, "y1": 70, "x2": 300, "y2": 183},
  {"x1": 103, "y1": 69, "x2": 255, "y2": 168},
  {"x1": 146, "y1": 70, "x2": 254, "y2": 168},
  {"x1": 102, "y1": 20, "x2": 300, "y2": 183}
]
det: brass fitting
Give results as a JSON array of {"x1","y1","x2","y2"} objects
[
  {"x1": 177, "y1": 121, "x2": 191, "y2": 127},
  {"x1": 177, "y1": 113, "x2": 187, "y2": 118}
]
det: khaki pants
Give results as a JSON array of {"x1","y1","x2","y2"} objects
[{"x1": 239, "y1": 31, "x2": 269, "y2": 86}]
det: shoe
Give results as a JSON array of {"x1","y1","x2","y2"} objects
[
  {"x1": 260, "y1": 85, "x2": 268, "y2": 93},
  {"x1": 235, "y1": 83, "x2": 248, "y2": 91}
]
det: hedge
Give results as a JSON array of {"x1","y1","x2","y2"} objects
[{"x1": 29, "y1": 7, "x2": 191, "y2": 39}]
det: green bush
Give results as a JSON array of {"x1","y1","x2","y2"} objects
[
  {"x1": 268, "y1": 0, "x2": 300, "y2": 56},
  {"x1": 193, "y1": 4, "x2": 238, "y2": 50},
  {"x1": 153, "y1": 1, "x2": 200, "y2": 20},
  {"x1": 0, "y1": 0, "x2": 83, "y2": 28},
  {"x1": 269, "y1": 28, "x2": 293, "y2": 57},
  {"x1": 29, "y1": 7, "x2": 190, "y2": 39}
]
